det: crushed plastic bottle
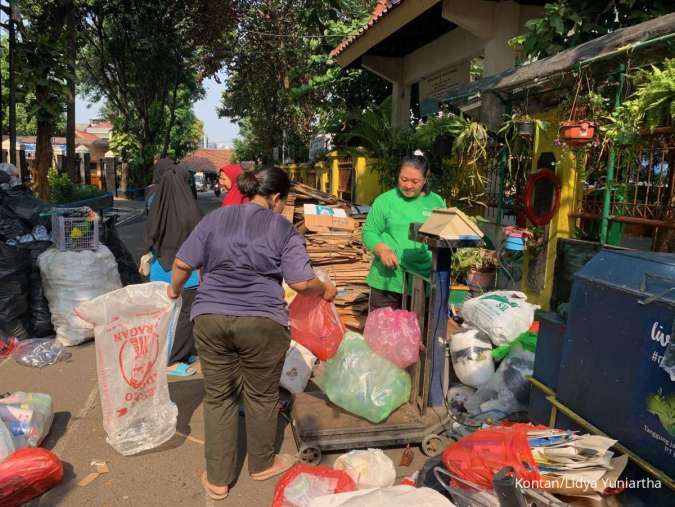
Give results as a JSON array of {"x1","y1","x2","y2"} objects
[{"x1": 12, "y1": 339, "x2": 70, "y2": 368}]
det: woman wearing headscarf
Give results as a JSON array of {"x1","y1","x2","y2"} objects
[
  {"x1": 145, "y1": 160, "x2": 203, "y2": 376},
  {"x1": 218, "y1": 164, "x2": 249, "y2": 207}
]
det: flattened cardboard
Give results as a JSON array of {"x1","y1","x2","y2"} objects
[
  {"x1": 304, "y1": 214, "x2": 356, "y2": 232},
  {"x1": 418, "y1": 207, "x2": 484, "y2": 240}
]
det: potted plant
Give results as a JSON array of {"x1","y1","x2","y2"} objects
[
  {"x1": 500, "y1": 113, "x2": 548, "y2": 139},
  {"x1": 559, "y1": 91, "x2": 608, "y2": 146},
  {"x1": 452, "y1": 248, "x2": 497, "y2": 294}
]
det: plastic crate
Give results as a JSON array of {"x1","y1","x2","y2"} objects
[{"x1": 51, "y1": 208, "x2": 99, "y2": 252}]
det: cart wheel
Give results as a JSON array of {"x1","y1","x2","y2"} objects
[
  {"x1": 298, "y1": 445, "x2": 322, "y2": 465},
  {"x1": 421, "y1": 434, "x2": 451, "y2": 457}
]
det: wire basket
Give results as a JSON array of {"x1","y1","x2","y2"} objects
[{"x1": 51, "y1": 207, "x2": 99, "y2": 252}]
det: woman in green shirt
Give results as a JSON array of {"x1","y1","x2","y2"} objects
[{"x1": 362, "y1": 155, "x2": 445, "y2": 311}]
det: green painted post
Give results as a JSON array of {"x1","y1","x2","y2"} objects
[{"x1": 600, "y1": 63, "x2": 626, "y2": 245}]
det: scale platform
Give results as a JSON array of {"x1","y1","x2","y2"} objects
[{"x1": 289, "y1": 389, "x2": 451, "y2": 464}]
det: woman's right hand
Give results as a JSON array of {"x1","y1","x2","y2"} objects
[
  {"x1": 374, "y1": 243, "x2": 399, "y2": 268},
  {"x1": 322, "y1": 280, "x2": 337, "y2": 302}
]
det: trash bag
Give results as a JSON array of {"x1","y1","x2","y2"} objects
[
  {"x1": 76, "y1": 282, "x2": 180, "y2": 456},
  {"x1": 26, "y1": 243, "x2": 54, "y2": 338},
  {"x1": 464, "y1": 349, "x2": 534, "y2": 417},
  {"x1": 491, "y1": 328, "x2": 538, "y2": 362},
  {"x1": 442, "y1": 423, "x2": 544, "y2": 490},
  {"x1": 12, "y1": 339, "x2": 69, "y2": 368},
  {"x1": 0, "y1": 448, "x2": 63, "y2": 507},
  {"x1": 0, "y1": 419, "x2": 14, "y2": 463},
  {"x1": 323, "y1": 332, "x2": 411, "y2": 423},
  {"x1": 461, "y1": 291, "x2": 539, "y2": 345},
  {"x1": 0, "y1": 185, "x2": 47, "y2": 226},
  {"x1": 363, "y1": 308, "x2": 421, "y2": 369},
  {"x1": 0, "y1": 243, "x2": 31, "y2": 341},
  {"x1": 38, "y1": 245, "x2": 122, "y2": 346},
  {"x1": 289, "y1": 294, "x2": 345, "y2": 361},
  {"x1": 281, "y1": 341, "x2": 317, "y2": 394},
  {"x1": 333, "y1": 449, "x2": 396, "y2": 490},
  {"x1": 309, "y1": 485, "x2": 453, "y2": 507},
  {"x1": 272, "y1": 464, "x2": 356, "y2": 507},
  {"x1": 0, "y1": 202, "x2": 29, "y2": 240},
  {"x1": 100, "y1": 221, "x2": 143, "y2": 286},
  {"x1": 0, "y1": 392, "x2": 54, "y2": 448},
  {"x1": 450, "y1": 326, "x2": 494, "y2": 388}
]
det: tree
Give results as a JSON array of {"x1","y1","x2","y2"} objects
[
  {"x1": 78, "y1": 0, "x2": 235, "y2": 186},
  {"x1": 2, "y1": 1, "x2": 73, "y2": 199},
  {"x1": 511, "y1": 0, "x2": 672, "y2": 60},
  {"x1": 221, "y1": 0, "x2": 389, "y2": 164}
]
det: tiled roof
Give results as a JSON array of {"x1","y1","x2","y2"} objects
[
  {"x1": 330, "y1": 0, "x2": 404, "y2": 58},
  {"x1": 181, "y1": 148, "x2": 233, "y2": 174},
  {"x1": 76, "y1": 129, "x2": 100, "y2": 142}
]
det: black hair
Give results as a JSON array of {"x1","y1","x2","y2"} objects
[
  {"x1": 237, "y1": 167, "x2": 291, "y2": 199},
  {"x1": 399, "y1": 155, "x2": 430, "y2": 178}
]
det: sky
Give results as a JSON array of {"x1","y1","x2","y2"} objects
[{"x1": 75, "y1": 76, "x2": 240, "y2": 147}]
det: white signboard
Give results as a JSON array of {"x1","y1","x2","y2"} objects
[{"x1": 419, "y1": 61, "x2": 471, "y2": 102}]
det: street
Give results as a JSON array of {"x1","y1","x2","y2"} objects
[{"x1": 3, "y1": 191, "x2": 426, "y2": 507}]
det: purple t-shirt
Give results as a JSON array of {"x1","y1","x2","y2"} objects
[{"x1": 176, "y1": 203, "x2": 315, "y2": 326}]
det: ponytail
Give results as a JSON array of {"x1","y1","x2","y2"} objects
[{"x1": 237, "y1": 167, "x2": 291, "y2": 199}]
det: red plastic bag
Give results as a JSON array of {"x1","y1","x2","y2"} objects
[
  {"x1": 363, "y1": 308, "x2": 421, "y2": 368},
  {"x1": 289, "y1": 294, "x2": 345, "y2": 361},
  {"x1": 272, "y1": 464, "x2": 356, "y2": 507},
  {"x1": 442, "y1": 423, "x2": 544, "y2": 490},
  {"x1": 0, "y1": 448, "x2": 64, "y2": 507}
]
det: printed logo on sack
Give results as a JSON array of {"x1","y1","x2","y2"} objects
[{"x1": 115, "y1": 324, "x2": 160, "y2": 389}]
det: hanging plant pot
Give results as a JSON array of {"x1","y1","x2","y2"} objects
[
  {"x1": 559, "y1": 120, "x2": 597, "y2": 146},
  {"x1": 517, "y1": 121, "x2": 535, "y2": 137}
]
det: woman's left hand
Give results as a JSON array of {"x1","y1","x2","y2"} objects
[{"x1": 167, "y1": 285, "x2": 180, "y2": 299}]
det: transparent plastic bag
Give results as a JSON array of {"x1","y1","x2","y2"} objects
[
  {"x1": 323, "y1": 332, "x2": 411, "y2": 423},
  {"x1": 464, "y1": 349, "x2": 534, "y2": 417},
  {"x1": 363, "y1": 308, "x2": 421, "y2": 369},
  {"x1": 289, "y1": 294, "x2": 345, "y2": 361},
  {"x1": 12, "y1": 339, "x2": 70, "y2": 368},
  {"x1": 0, "y1": 392, "x2": 54, "y2": 448},
  {"x1": 309, "y1": 485, "x2": 453, "y2": 507},
  {"x1": 461, "y1": 291, "x2": 538, "y2": 346},
  {"x1": 450, "y1": 326, "x2": 494, "y2": 388},
  {"x1": 272, "y1": 464, "x2": 356, "y2": 507},
  {"x1": 333, "y1": 449, "x2": 396, "y2": 490},
  {"x1": 0, "y1": 419, "x2": 14, "y2": 463},
  {"x1": 75, "y1": 282, "x2": 180, "y2": 456}
]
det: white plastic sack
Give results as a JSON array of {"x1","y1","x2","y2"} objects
[
  {"x1": 0, "y1": 419, "x2": 14, "y2": 463},
  {"x1": 76, "y1": 282, "x2": 180, "y2": 456},
  {"x1": 281, "y1": 340, "x2": 317, "y2": 394},
  {"x1": 333, "y1": 449, "x2": 396, "y2": 490},
  {"x1": 309, "y1": 485, "x2": 454, "y2": 507},
  {"x1": 450, "y1": 326, "x2": 494, "y2": 388},
  {"x1": 461, "y1": 291, "x2": 538, "y2": 346},
  {"x1": 38, "y1": 245, "x2": 122, "y2": 346},
  {"x1": 0, "y1": 392, "x2": 54, "y2": 448}
]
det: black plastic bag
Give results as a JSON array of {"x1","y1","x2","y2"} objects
[
  {"x1": 26, "y1": 243, "x2": 54, "y2": 338},
  {"x1": 0, "y1": 243, "x2": 31, "y2": 340},
  {"x1": 101, "y1": 221, "x2": 143, "y2": 286},
  {"x1": 0, "y1": 202, "x2": 30, "y2": 241},
  {"x1": 0, "y1": 186, "x2": 48, "y2": 226}
]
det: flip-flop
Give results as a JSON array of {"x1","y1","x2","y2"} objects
[
  {"x1": 201, "y1": 472, "x2": 228, "y2": 500},
  {"x1": 167, "y1": 362, "x2": 196, "y2": 377},
  {"x1": 250, "y1": 454, "x2": 296, "y2": 481}
]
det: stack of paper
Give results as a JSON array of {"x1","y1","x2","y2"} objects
[{"x1": 528, "y1": 429, "x2": 628, "y2": 500}]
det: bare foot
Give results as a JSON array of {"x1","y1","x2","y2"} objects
[{"x1": 250, "y1": 454, "x2": 296, "y2": 481}]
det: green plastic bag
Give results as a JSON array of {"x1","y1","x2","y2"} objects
[
  {"x1": 491, "y1": 330, "x2": 538, "y2": 361},
  {"x1": 323, "y1": 332, "x2": 411, "y2": 423}
]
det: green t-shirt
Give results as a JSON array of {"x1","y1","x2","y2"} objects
[{"x1": 362, "y1": 188, "x2": 445, "y2": 294}]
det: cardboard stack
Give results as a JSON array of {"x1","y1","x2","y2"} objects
[{"x1": 288, "y1": 183, "x2": 372, "y2": 330}]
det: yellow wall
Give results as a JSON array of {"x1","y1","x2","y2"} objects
[
  {"x1": 522, "y1": 110, "x2": 581, "y2": 309},
  {"x1": 354, "y1": 154, "x2": 383, "y2": 205}
]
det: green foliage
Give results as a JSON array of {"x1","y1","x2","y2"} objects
[
  {"x1": 47, "y1": 167, "x2": 102, "y2": 204},
  {"x1": 510, "y1": 0, "x2": 671, "y2": 60}
]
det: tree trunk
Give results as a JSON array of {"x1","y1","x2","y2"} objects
[
  {"x1": 118, "y1": 161, "x2": 129, "y2": 193},
  {"x1": 34, "y1": 114, "x2": 54, "y2": 201},
  {"x1": 161, "y1": 79, "x2": 180, "y2": 158}
]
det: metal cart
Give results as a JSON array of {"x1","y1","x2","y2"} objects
[{"x1": 289, "y1": 224, "x2": 481, "y2": 464}]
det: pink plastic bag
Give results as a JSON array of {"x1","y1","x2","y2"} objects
[
  {"x1": 289, "y1": 294, "x2": 345, "y2": 361},
  {"x1": 363, "y1": 308, "x2": 421, "y2": 368}
]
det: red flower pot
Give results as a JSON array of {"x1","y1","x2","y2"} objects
[{"x1": 559, "y1": 120, "x2": 596, "y2": 146}]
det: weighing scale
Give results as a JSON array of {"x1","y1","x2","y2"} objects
[{"x1": 289, "y1": 220, "x2": 482, "y2": 464}]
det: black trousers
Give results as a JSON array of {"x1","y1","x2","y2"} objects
[
  {"x1": 169, "y1": 287, "x2": 196, "y2": 364},
  {"x1": 369, "y1": 287, "x2": 403, "y2": 312}
]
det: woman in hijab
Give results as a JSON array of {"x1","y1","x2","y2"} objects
[
  {"x1": 218, "y1": 164, "x2": 249, "y2": 207},
  {"x1": 145, "y1": 160, "x2": 203, "y2": 376}
]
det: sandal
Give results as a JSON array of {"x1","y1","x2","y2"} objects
[
  {"x1": 201, "y1": 472, "x2": 228, "y2": 500},
  {"x1": 167, "y1": 362, "x2": 196, "y2": 377},
  {"x1": 250, "y1": 454, "x2": 296, "y2": 481}
]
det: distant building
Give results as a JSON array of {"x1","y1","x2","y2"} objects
[{"x1": 181, "y1": 148, "x2": 233, "y2": 175}]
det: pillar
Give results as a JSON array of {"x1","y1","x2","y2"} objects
[{"x1": 391, "y1": 82, "x2": 412, "y2": 128}]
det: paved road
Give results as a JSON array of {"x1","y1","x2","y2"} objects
[{"x1": 2, "y1": 191, "x2": 428, "y2": 506}]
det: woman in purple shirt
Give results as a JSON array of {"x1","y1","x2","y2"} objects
[{"x1": 168, "y1": 167, "x2": 336, "y2": 500}]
